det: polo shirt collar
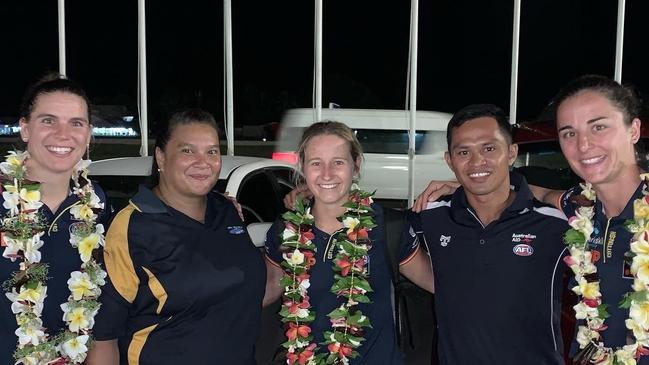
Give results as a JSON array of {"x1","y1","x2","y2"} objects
[
  {"x1": 131, "y1": 185, "x2": 168, "y2": 214},
  {"x1": 451, "y1": 171, "x2": 534, "y2": 215},
  {"x1": 593, "y1": 180, "x2": 646, "y2": 222}
]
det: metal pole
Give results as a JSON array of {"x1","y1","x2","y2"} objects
[
  {"x1": 509, "y1": 0, "x2": 521, "y2": 125},
  {"x1": 224, "y1": 0, "x2": 235, "y2": 156},
  {"x1": 138, "y1": 0, "x2": 149, "y2": 156},
  {"x1": 58, "y1": 0, "x2": 66, "y2": 76},
  {"x1": 614, "y1": 0, "x2": 626, "y2": 82},
  {"x1": 407, "y1": 0, "x2": 419, "y2": 206},
  {"x1": 314, "y1": 0, "x2": 323, "y2": 123}
]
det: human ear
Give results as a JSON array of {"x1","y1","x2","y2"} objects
[
  {"x1": 19, "y1": 118, "x2": 29, "y2": 143},
  {"x1": 154, "y1": 147, "x2": 166, "y2": 173},
  {"x1": 508, "y1": 143, "x2": 519, "y2": 165}
]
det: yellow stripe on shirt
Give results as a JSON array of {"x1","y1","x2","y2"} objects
[
  {"x1": 104, "y1": 203, "x2": 140, "y2": 303},
  {"x1": 128, "y1": 323, "x2": 158, "y2": 365},
  {"x1": 142, "y1": 266, "x2": 168, "y2": 314}
]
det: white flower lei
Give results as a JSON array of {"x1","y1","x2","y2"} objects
[
  {"x1": 1, "y1": 151, "x2": 107, "y2": 365},
  {"x1": 565, "y1": 179, "x2": 649, "y2": 364}
]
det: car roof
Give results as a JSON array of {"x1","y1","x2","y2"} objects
[{"x1": 88, "y1": 155, "x2": 268, "y2": 177}]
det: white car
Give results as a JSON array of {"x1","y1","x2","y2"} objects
[
  {"x1": 273, "y1": 108, "x2": 456, "y2": 202},
  {"x1": 89, "y1": 156, "x2": 296, "y2": 245}
]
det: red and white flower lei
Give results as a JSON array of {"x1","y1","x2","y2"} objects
[
  {"x1": 1, "y1": 151, "x2": 106, "y2": 365},
  {"x1": 564, "y1": 179, "x2": 649, "y2": 364},
  {"x1": 279, "y1": 185, "x2": 375, "y2": 365}
]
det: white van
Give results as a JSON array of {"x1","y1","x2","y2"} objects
[{"x1": 273, "y1": 108, "x2": 455, "y2": 201}]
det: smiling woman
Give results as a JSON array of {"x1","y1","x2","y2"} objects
[
  {"x1": 87, "y1": 109, "x2": 266, "y2": 365},
  {"x1": 0, "y1": 74, "x2": 110, "y2": 365}
]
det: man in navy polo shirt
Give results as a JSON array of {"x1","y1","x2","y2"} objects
[{"x1": 409, "y1": 104, "x2": 568, "y2": 364}]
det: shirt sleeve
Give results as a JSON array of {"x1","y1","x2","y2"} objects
[
  {"x1": 94, "y1": 205, "x2": 140, "y2": 339},
  {"x1": 398, "y1": 211, "x2": 421, "y2": 265},
  {"x1": 264, "y1": 219, "x2": 284, "y2": 265},
  {"x1": 559, "y1": 186, "x2": 579, "y2": 217}
]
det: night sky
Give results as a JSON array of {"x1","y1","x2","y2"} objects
[{"x1": 2, "y1": 0, "x2": 648, "y2": 131}]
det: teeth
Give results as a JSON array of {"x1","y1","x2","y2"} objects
[
  {"x1": 319, "y1": 184, "x2": 337, "y2": 189},
  {"x1": 581, "y1": 156, "x2": 604, "y2": 165},
  {"x1": 469, "y1": 172, "x2": 490, "y2": 178},
  {"x1": 47, "y1": 146, "x2": 72, "y2": 154}
]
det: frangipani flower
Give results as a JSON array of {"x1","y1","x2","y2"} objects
[
  {"x1": 60, "y1": 335, "x2": 89, "y2": 363},
  {"x1": 342, "y1": 217, "x2": 360, "y2": 232},
  {"x1": 572, "y1": 277, "x2": 601, "y2": 299},
  {"x1": 284, "y1": 249, "x2": 305, "y2": 266},
  {"x1": 631, "y1": 254, "x2": 649, "y2": 285},
  {"x1": 630, "y1": 301, "x2": 649, "y2": 330},
  {"x1": 77, "y1": 233, "x2": 101, "y2": 263},
  {"x1": 569, "y1": 210, "x2": 594, "y2": 239},
  {"x1": 632, "y1": 233, "x2": 649, "y2": 256},
  {"x1": 70, "y1": 203, "x2": 96, "y2": 221},
  {"x1": 576, "y1": 325, "x2": 599, "y2": 348},
  {"x1": 15, "y1": 324, "x2": 45, "y2": 346},
  {"x1": 23, "y1": 233, "x2": 45, "y2": 264},
  {"x1": 19, "y1": 188, "x2": 43, "y2": 210},
  {"x1": 64, "y1": 306, "x2": 92, "y2": 332},
  {"x1": 626, "y1": 318, "x2": 649, "y2": 347},
  {"x1": 614, "y1": 344, "x2": 638, "y2": 365},
  {"x1": 2, "y1": 235, "x2": 23, "y2": 261},
  {"x1": 2, "y1": 189, "x2": 20, "y2": 215},
  {"x1": 579, "y1": 182, "x2": 596, "y2": 201},
  {"x1": 564, "y1": 248, "x2": 596, "y2": 275},
  {"x1": 573, "y1": 301, "x2": 599, "y2": 320},
  {"x1": 67, "y1": 271, "x2": 97, "y2": 300},
  {"x1": 636, "y1": 198, "x2": 649, "y2": 221}
]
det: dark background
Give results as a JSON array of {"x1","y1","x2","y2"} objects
[{"x1": 2, "y1": 0, "x2": 648, "y2": 133}]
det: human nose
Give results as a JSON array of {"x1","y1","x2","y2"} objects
[
  {"x1": 321, "y1": 163, "x2": 333, "y2": 180},
  {"x1": 578, "y1": 134, "x2": 590, "y2": 152},
  {"x1": 469, "y1": 151, "x2": 486, "y2": 166},
  {"x1": 53, "y1": 122, "x2": 71, "y2": 139}
]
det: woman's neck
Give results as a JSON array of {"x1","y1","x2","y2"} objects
[
  {"x1": 26, "y1": 168, "x2": 71, "y2": 213},
  {"x1": 594, "y1": 167, "x2": 642, "y2": 218},
  {"x1": 312, "y1": 201, "x2": 346, "y2": 235},
  {"x1": 154, "y1": 185, "x2": 207, "y2": 223}
]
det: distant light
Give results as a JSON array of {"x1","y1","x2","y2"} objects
[
  {"x1": 122, "y1": 116, "x2": 135, "y2": 122},
  {"x1": 262, "y1": 138, "x2": 267, "y2": 142},
  {"x1": 92, "y1": 127, "x2": 139, "y2": 137},
  {"x1": 0, "y1": 125, "x2": 22, "y2": 136}
]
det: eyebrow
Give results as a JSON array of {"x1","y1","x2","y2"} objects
[
  {"x1": 35, "y1": 113, "x2": 89, "y2": 123},
  {"x1": 557, "y1": 116, "x2": 607, "y2": 132}
]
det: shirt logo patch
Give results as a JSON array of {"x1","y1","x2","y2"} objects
[
  {"x1": 68, "y1": 222, "x2": 86, "y2": 236},
  {"x1": 439, "y1": 235, "x2": 451, "y2": 247},
  {"x1": 511, "y1": 233, "x2": 536, "y2": 244},
  {"x1": 228, "y1": 226, "x2": 245, "y2": 235},
  {"x1": 513, "y1": 244, "x2": 534, "y2": 256}
]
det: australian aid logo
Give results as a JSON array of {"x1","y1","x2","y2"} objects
[{"x1": 512, "y1": 233, "x2": 536, "y2": 256}]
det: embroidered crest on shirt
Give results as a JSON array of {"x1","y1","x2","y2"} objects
[
  {"x1": 439, "y1": 235, "x2": 451, "y2": 247},
  {"x1": 228, "y1": 226, "x2": 245, "y2": 235}
]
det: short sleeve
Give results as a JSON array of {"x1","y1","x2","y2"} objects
[
  {"x1": 398, "y1": 211, "x2": 421, "y2": 265},
  {"x1": 560, "y1": 186, "x2": 579, "y2": 217},
  {"x1": 264, "y1": 219, "x2": 284, "y2": 265},
  {"x1": 93, "y1": 277, "x2": 130, "y2": 340}
]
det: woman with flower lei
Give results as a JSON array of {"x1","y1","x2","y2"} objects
[
  {"x1": 0, "y1": 75, "x2": 109, "y2": 365},
  {"x1": 263, "y1": 121, "x2": 433, "y2": 365}
]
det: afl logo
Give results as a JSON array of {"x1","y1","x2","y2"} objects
[{"x1": 513, "y1": 244, "x2": 534, "y2": 257}]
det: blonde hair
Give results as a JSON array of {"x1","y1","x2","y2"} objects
[{"x1": 295, "y1": 121, "x2": 363, "y2": 183}]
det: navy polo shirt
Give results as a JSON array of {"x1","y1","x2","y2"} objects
[
  {"x1": 561, "y1": 182, "x2": 649, "y2": 364},
  {"x1": 412, "y1": 173, "x2": 568, "y2": 365},
  {"x1": 265, "y1": 203, "x2": 418, "y2": 365},
  {"x1": 93, "y1": 185, "x2": 265, "y2": 365},
  {"x1": 0, "y1": 182, "x2": 110, "y2": 365}
]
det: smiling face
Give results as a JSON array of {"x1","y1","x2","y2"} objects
[
  {"x1": 155, "y1": 122, "x2": 221, "y2": 199},
  {"x1": 445, "y1": 117, "x2": 517, "y2": 198},
  {"x1": 19, "y1": 91, "x2": 91, "y2": 179},
  {"x1": 557, "y1": 90, "x2": 640, "y2": 186},
  {"x1": 302, "y1": 134, "x2": 359, "y2": 209}
]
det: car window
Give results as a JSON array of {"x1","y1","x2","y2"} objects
[
  {"x1": 236, "y1": 168, "x2": 295, "y2": 224},
  {"x1": 279, "y1": 126, "x2": 446, "y2": 155}
]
